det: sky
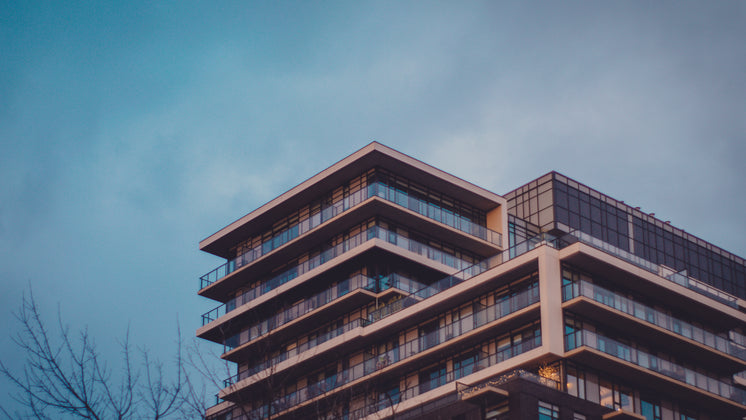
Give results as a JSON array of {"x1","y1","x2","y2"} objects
[{"x1": 1, "y1": 0, "x2": 745, "y2": 415}]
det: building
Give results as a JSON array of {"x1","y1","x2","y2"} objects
[{"x1": 196, "y1": 142, "x2": 746, "y2": 420}]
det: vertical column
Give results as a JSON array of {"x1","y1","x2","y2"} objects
[
  {"x1": 486, "y1": 205, "x2": 507, "y2": 248},
  {"x1": 538, "y1": 245, "x2": 564, "y2": 357}
]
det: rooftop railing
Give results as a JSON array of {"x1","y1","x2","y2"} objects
[
  {"x1": 563, "y1": 279, "x2": 746, "y2": 362},
  {"x1": 201, "y1": 224, "x2": 478, "y2": 326},
  {"x1": 565, "y1": 329, "x2": 746, "y2": 405},
  {"x1": 199, "y1": 181, "x2": 501, "y2": 291},
  {"x1": 554, "y1": 230, "x2": 739, "y2": 308}
]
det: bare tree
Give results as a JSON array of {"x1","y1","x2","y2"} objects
[{"x1": 0, "y1": 288, "x2": 197, "y2": 420}]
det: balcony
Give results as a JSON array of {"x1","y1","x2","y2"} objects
[
  {"x1": 565, "y1": 329, "x2": 746, "y2": 407},
  {"x1": 563, "y1": 279, "x2": 746, "y2": 367},
  {"x1": 202, "y1": 226, "x2": 480, "y2": 325},
  {"x1": 200, "y1": 223, "x2": 479, "y2": 327},
  {"x1": 199, "y1": 181, "x2": 502, "y2": 292},
  {"x1": 222, "y1": 282, "x2": 540, "y2": 402},
  {"x1": 210, "y1": 273, "x2": 426, "y2": 350},
  {"x1": 229, "y1": 322, "x2": 541, "y2": 419},
  {"x1": 554, "y1": 230, "x2": 740, "y2": 308}
]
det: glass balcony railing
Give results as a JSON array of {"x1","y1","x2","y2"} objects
[
  {"x1": 202, "y1": 224, "x2": 478, "y2": 326},
  {"x1": 208, "y1": 232, "x2": 550, "y2": 412},
  {"x1": 200, "y1": 181, "x2": 502, "y2": 291},
  {"x1": 227, "y1": 317, "x2": 369, "y2": 382},
  {"x1": 554, "y1": 230, "x2": 739, "y2": 308},
  {"x1": 563, "y1": 279, "x2": 746, "y2": 362},
  {"x1": 366, "y1": 230, "x2": 548, "y2": 324},
  {"x1": 224, "y1": 282, "x2": 538, "y2": 389},
  {"x1": 220, "y1": 273, "x2": 426, "y2": 350},
  {"x1": 234, "y1": 319, "x2": 540, "y2": 419},
  {"x1": 565, "y1": 329, "x2": 746, "y2": 405},
  {"x1": 368, "y1": 181, "x2": 502, "y2": 247},
  {"x1": 204, "y1": 274, "x2": 373, "y2": 326}
]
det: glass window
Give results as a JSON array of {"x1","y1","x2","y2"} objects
[
  {"x1": 419, "y1": 364, "x2": 446, "y2": 393},
  {"x1": 538, "y1": 401, "x2": 559, "y2": 420},
  {"x1": 453, "y1": 352, "x2": 477, "y2": 379},
  {"x1": 640, "y1": 400, "x2": 662, "y2": 420}
]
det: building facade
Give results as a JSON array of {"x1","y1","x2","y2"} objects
[{"x1": 197, "y1": 143, "x2": 746, "y2": 420}]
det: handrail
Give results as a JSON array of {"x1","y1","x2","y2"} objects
[
  {"x1": 202, "y1": 224, "x2": 478, "y2": 325},
  {"x1": 221, "y1": 273, "x2": 426, "y2": 350},
  {"x1": 554, "y1": 230, "x2": 739, "y2": 308},
  {"x1": 236, "y1": 322, "x2": 540, "y2": 419},
  {"x1": 367, "y1": 230, "x2": 548, "y2": 324},
  {"x1": 202, "y1": 225, "x2": 473, "y2": 325},
  {"x1": 224, "y1": 281, "x2": 539, "y2": 392},
  {"x1": 563, "y1": 279, "x2": 746, "y2": 361},
  {"x1": 207, "y1": 233, "x2": 551, "y2": 413},
  {"x1": 565, "y1": 329, "x2": 746, "y2": 405},
  {"x1": 199, "y1": 181, "x2": 502, "y2": 291}
]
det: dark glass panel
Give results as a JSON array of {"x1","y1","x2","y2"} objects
[{"x1": 556, "y1": 207, "x2": 569, "y2": 225}]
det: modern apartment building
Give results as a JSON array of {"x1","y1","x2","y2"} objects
[{"x1": 197, "y1": 142, "x2": 746, "y2": 420}]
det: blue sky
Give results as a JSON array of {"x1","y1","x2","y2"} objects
[{"x1": 1, "y1": 0, "x2": 745, "y2": 414}]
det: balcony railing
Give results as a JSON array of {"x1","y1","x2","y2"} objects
[
  {"x1": 220, "y1": 273, "x2": 426, "y2": 350},
  {"x1": 204, "y1": 274, "x2": 372, "y2": 326},
  {"x1": 368, "y1": 181, "x2": 501, "y2": 246},
  {"x1": 199, "y1": 181, "x2": 502, "y2": 291},
  {"x1": 554, "y1": 230, "x2": 739, "y2": 308},
  {"x1": 456, "y1": 369, "x2": 560, "y2": 397},
  {"x1": 238, "y1": 323, "x2": 540, "y2": 419},
  {"x1": 565, "y1": 329, "x2": 746, "y2": 405},
  {"x1": 366, "y1": 229, "x2": 548, "y2": 324},
  {"x1": 563, "y1": 279, "x2": 746, "y2": 362},
  {"x1": 202, "y1": 224, "x2": 478, "y2": 326},
  {"x1": 224, "y1": 282, "x2": 539, "y2": 395},
  {"x1": 226, "y1": 317, "x2": 368, "y2": 383}
]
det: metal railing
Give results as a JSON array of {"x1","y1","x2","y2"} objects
[
  {"x1": 224, "y1": 282, "x2": 539, "y2": 393},
  {"x1": 456, "y1": 368, "x2": 560, "y2": 397},
  {"x1": 565, "y1": 329, "x2": 746, "y2": 405},
  {"x1": 220, "y1": 273, "x2": 426, "y2": 350},
  {"x1": 239, "y1": 324, "x2": 540, "y2": 419},
  {"x1": 200, "y1": 181, "x2": 502, "y2": 291},
  {"x1": 369, "y1": 181, "x2": 501, "y2": 246},
  {"x1": 563, "y1": 279, "x2": 746, "y2": 361},
  {"x1": 554, "y1": 230, "x2": 739, "y2": 308},
  {"x1": 202, "y1": 224, "x2": 479, "y2": 325},
  {"x1": 366, "y1": 230, "x2": 549, "y2": 324}
]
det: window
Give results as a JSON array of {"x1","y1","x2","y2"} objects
[
  {"x1": 453, "y1": 352, "x2": 478, "y2": 379},
  {"x1": 566, "y1": 366, "x2": 586, "y2": 399},
  {"x1": 640, "y1": 400, "x2": 662, "y2": 420},
  {"x1": 538, "y1": 401, "x2": 559, "y2": 420},
  {"x1": 573, "y1": 414, "x2": 586, "y2": 420},
  {"x1": 419, "y1": 364, "x2": 447, "y2": 393},
  {"x1": 377, "y1": 383, "x2": 399, "y2": 411}
]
